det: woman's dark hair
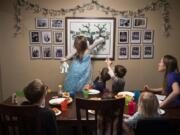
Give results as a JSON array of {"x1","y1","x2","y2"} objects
[
  {"x1": 163, "y1": 55, "x2": 179, "y2": 90},
  {"x1": 114, "y1": 65, "x2": 127, "y2": 78},
  {"x1": 23, "y1": 79, "x2": 47, "y2": 104},
  {"x1": 100, "y1": 67, "x2": 111, "y2": 82},
  {"x1": 74, "y1": 36, "x2": 88, "y2": 60}
]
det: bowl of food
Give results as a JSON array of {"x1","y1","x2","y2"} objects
[{"x1": 62, "y1": 92, "x2": 70, "y2": 98}]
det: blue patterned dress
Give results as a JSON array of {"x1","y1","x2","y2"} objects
[{"x1": 63, "y1": 53, "x2": 92, "y2": 95}]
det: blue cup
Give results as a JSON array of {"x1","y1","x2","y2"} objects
[{"x1": 134, "y1": 90, "x2": 140, "y2": 102}]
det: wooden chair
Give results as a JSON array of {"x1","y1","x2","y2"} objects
[
  {"x1": 76, "y1": 97, "x2": 125, "y2": 135},
  {"x1": 0, "y1": 103, "x2": 43, "y2": 135},
  {"x1": 135, "y1": 118, "x2": 180, "y2": 135}
]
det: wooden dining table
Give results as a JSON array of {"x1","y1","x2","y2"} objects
[{"x1": 2, "y1": 91, "x2": 180, "y2": 135}]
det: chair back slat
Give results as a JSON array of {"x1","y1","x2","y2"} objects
[
  {"x1": 0, "y1": 103, "x2": 42, "y2": 135},
  {"x1": 76, "y1": 97, "x2": 125, "y2": 135}
]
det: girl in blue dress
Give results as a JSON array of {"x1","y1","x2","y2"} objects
[
  {"x1": 61, "y1": 36, "x2": 104, "y2": 96},
  {"x1": 144, "y1": 55, "x2": 180, "y2": 108}
]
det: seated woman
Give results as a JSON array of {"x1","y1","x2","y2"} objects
[
  {"x1": 144, "y1": 55, "x2": 180, "y2": 108},
  {"x1": 23, "y1": 79, "x2": 58, "y2": 135}
]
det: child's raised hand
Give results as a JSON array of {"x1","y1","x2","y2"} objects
[{"x1": 105, "y1": 58, "x2": 112, "y2": 67}]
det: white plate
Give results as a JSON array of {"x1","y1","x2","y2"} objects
[
  {"x1": 55, "y1": 110, "x2": 62, "y2": 116},
  {"x1": 158, "y1": 108, "x2": 165, "y2": 115},
  {"x1": 88, "y1": 110, "x2": 95, "y2": 114},
  {"x1": 117, "y1": 91, "x2": 134, "y2": 97},
  {"x1": 49, "y1": 98, "x2": 65, "y2": 105},
  {"x1": 88, "y1": 89, "x2": 100, "y2": 95}
]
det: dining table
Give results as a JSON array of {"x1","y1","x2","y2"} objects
[{"x1": 2, "y1": 91, "x2": 180, "y2": 135}]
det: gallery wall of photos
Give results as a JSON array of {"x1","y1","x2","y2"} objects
[
  {"x1": 29, "y1": 18, "x2": 64, "y2": 59},
  {"x1": 29, "y1": 17, "x2": 154, "y2": 60},
  {"x1": 118, "y1": 17, "x2": 154, "y2": 59}
]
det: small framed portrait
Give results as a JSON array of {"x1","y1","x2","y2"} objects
[
  {"x1": 35, "y1": 18, "x2": 49, "y2": 29},
  {"x1": 118, "y1": 30, "x2": 129, "y2": 44},
  {"x1": 133, "y1": 18, "x2": 147, "y2": 28},
  {"x1": 51, "y1": 18, "x2": 64, "y2": 29},
  {"x1": 42, "y1": 46, "x2": 52, "y2": 59},
  {"x1": 53, "y1": 46, "x2": 64, "y2": 59},
  {"x1": 42, "y1": 31, "x2": 52, "y2": 44},
  {"x1": 118, "y1": 46, "x2": 129, "y2": 59},
  {"x1": 143, "y1": 30, "x2": 154, "y2": 44},
  {"x1": 130, "y1": 46, "x2": 141, "y2": 59},
  {"x1": 143, "y1": 45, "x2": 154, "y2": 59},
  {"x1": 30, "y1": 46, "x2": 41, "y2": 59},
  {"x1": 29, "y1": 31, "x2": 41, "y2": 44},
  {"x1": 119, "y1": 18, "x2": 131, "y2": 28},
  {"x1": 53, "y1": 31, "x2": 63, "y2": 44},
  {"x1": 130, "y1": 30, "x2": 141, "y2": 44}
]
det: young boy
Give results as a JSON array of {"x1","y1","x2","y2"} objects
[
  {"x1": 23, "y1": 79, "x2": 58, "y2": 135},
  {"x1": 105, "y1": 59, "x2": 127, "y2": 94},
  {"x1": 93, "y1": 67, "x2": 111, "y2": 92}
]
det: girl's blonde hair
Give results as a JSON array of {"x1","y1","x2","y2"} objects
[{"x1": 138, "y1": 92, "x2": 159, "y2": 118}]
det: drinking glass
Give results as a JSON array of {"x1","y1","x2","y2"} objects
[
  {"x1": 61, "y1": 99, "x2": 68, "y2": 111},
  {"x1": 82, "y1": 89, "x2": 89, "y2": 98},
  {"x1": 134, "y1": 90, "x2": 141, "y2": 102}
]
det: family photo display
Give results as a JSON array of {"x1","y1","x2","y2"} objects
[
  {"x1": 118, "y1": 17, "x2": 154, "y2": 59},
  {"x1": 29, "y1": 18, "x2": 64, "y2": 59},
  {"x1": 29, "y1": 17, "x2": 154, "y2": 60}
]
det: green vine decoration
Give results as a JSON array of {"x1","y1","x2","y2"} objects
[{"x1": 14, "y1": 0, "x2": 170, "y2": 36}]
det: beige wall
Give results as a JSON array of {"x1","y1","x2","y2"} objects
[{"x1": 0, "y1": 0, "x2": 180, "y2": 100}]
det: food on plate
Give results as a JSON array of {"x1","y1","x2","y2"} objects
[
  {"x1": 52, "y1": 107, "x2": 60, "y2": 113},
  {"x1": 114, "y1": 94, "x2": 124, "y2": 99},
  {"x1": 62, "y1": 92, "x2": 70, "y2": 98},
  {"x1": 84, "y1": 84, "x2": 92, "y2": 90}
]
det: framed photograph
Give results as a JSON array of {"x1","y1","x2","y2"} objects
[
  {"x1": 66, "y1": 17, "x2": 115, "y2": 60},
  {"x1": 30, "y1": 46, "x2": 41, "y2": 59},
  {"x1": 42, "y1": 31, "x2": 52, "y2": 44},
  {"x1": 53, "y1": 46, "x2": 64, "y2": 59},
  {"x1": 118, "y1": 46, "x2": 129, "y2": 59},
  {"x1": 118, "y1": 30, "x2": 129, "y2": 44},
  {"x1": 29, "y1": 31, "x2": 41, "y2": 44},
  {"x1": 51, "y1": 18, "x2": 64, "y2": 29},
  {"x1": 130, "y1": 46, "x2": 141, "y2": 59},
  {"x1": 143, "y1": 30, "x2": 154, "y2": 44},
  {"x1": 130, "y1": 30, "x2": 141, "y2": 44},
  {"x1": 53, "y1": 31, "x2": 63, "y2": 44},
  {"x1": 133, "y1": 18, "x2": 147, "y2": 28},
  {"x1": 35, "y1": 18, "x2": 49, "y2": 29},
  {"x1": 119, "y1": 18, "x2": 131, "y2": 28},
  {"x1": 42, "y1": 46, "x2": 52, "y2": 59},
  {"x1": 143, "y1": 45, "x2": 154, "y2": 59}
]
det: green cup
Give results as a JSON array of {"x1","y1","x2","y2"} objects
[
  {"x1": 82, "y1": 89, "x2": 89, "y2": 98},
  {"x1": 16, "y1": 90, "x2": 24, "y2": 97},
  {"x1": 125, "y1": 96, "x2": 132, "y2": 106}
]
